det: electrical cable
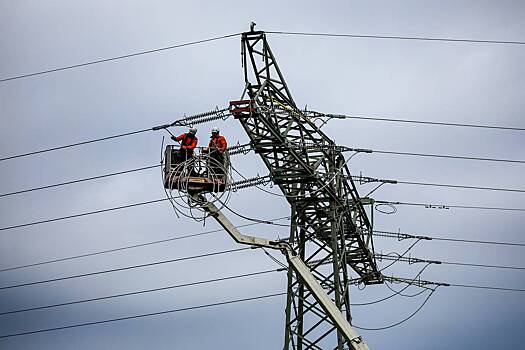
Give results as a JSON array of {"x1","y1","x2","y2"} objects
[
  {"x1": 0, "y1": 269, "x2": 283, "y2": 316},
  {"x1": 385, "y1": 276, "x2": 525, "y2": 292},
  {"x1": 373, "y1": 229, "x2": 525, "y2": 248},
  {"x1": 212, "y1": 195, "x2": 293, "y2": 227},
  {"x1": 0, "y1": 33, "x2": 240, "y2": 83},
  {"x1": 375, "y1": 200, "x2": 525, "y2": 212},
  {"x1": 350, "y1": 148, "x2": 525, "y2": 164},
  {"x1": 313, "y1": 112, "x2": 525, "y2": 132},
  {"x1": 394, "y1": 179, "x2": 525, "y2": 193},
  {"x1": 0, "y1": 291, "x2": 286, "y2": 339},
  {"x1": 0, "y1": 129, "x2": 151, "y2": 162},
  {"x1": 377, "y1": 239, "x2": 422, "y2": 272},
  {"x1": 0, "y1": 106, "x2": 228, "y2": 163},
  {"x1": 267, "y1": 30, "x2": 525, "y2": 45},
  {"x1": 0, "y1": 247, "x2": 250, "y2": 291},
  {"x1": 0, "y1": 198, "x2": 170, "y2": 232},
  {"x1": 446, "y1": 283, "x2": 525, "y2": 292},
  {"x1": 0, "y1": 216, "x2": 290, "y2": 273},
  {"x1": 0, "y1": 164, "x2": 160, "y2": 198},
  {"x1": 385, "y1": 282, "x2": 429, "y2": 298},
  {"x1": 352, "y1": 287, "x2": 438, "y2": 331},
  {"x1": 354, "y1": 175, "x2": 525, "y2": 193},
  {"x1": 351, "y1": 263, "x2": 432, "y2": 306},
  {"x1": 375, "y1": 253, "x2": 525, "y2": 271}
]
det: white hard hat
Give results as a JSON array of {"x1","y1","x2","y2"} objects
[
  {"x1": 188, "y1": 127, "x2": 197, "y2": 134},
  {"x1": 211, "y1": 127, "x2": 220, "y2": 134}
]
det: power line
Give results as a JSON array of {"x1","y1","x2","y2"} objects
[
  {"x1": 353, "y1": 175, "x2": 525, "y2": 193},
  {"x1": 267, "y1": 30, "x2": 525, "y2": 46},
  {"x1": 313, "y1": 112, "x2": 525, "y2": 132},
  {"x1": 0, "y1": 196, "x2": 293, "y2": 233},
  {"x1": 353, "y1": 288, "x2": 437, "y2": 331},
  {"x1": 0, "y1": 269, "x2": 283, "y2": 316},
  {"x1": 375, "y1": 200, "x2": 525, "y2": 212},
  {"x1": 0, "y1": 144, "x2": 252, "y2": 199},
  {"x1": 373, "y1": 229, "x2": 525, "y2": 248},
  {"x1": 394, "y1": 179, "x2": 525, "y2": 193},
  {"x1": 0, "y1": 291, "x2": 285, "y2": 339},
  {"x1": 0, "y1": 128, "x2": 151, "y2": 162},
  {"x1": 0, "y1": 33, "x2": 240, "y2": 83},
  {"x1": 0, "y1": 247, "x2": 250, "y2": 291},
  {"x1": 0, "y1": 281, "x2": 522, "y2": 339},
  {"x1": 447, "y1": 283, "x2": 525, "y2": 292},
  {"x1": 348, "y1": 147, "x2": 525, "y2": 164},
  {"x1": 1, "y1": 194, "x2": 522, "y2": 236},
  {"x1": 0, "y1": 198, "x2": 170, "y2": 232},
  {"x1": 0, "y1": 164, "x2": 160, "y2": 198},
  {"x1": 385, "y1": 275, "x2": 525, "y2": 293},
  {"x1": 375, "y1": 253, "x2": 525, "y2": 271},
  {"x1": 0, "y1": 216, "x2": 290, "y2": 273},
  {"x1": 0, "y1": 107, "x2": 228, "y2": 163}
]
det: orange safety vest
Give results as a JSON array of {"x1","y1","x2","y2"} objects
[
  {"x1": 208, "y1": 135, "x2": 227, "y2": 153},
  {"x1": 175, "y1": 133, "x2": 198, "y2": 150}
]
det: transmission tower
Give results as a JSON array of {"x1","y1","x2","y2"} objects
[{"x1": 229, "y1": 29, "x2": 382, "y2": 350}]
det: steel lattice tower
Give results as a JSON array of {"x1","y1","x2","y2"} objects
[{"x1": 229, "y1": 30, "x2": 382, "y2": 350}]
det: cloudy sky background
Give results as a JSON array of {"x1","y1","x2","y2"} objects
[{"x1": 0, "y1": 1, "x2": 524, "y2": 349}]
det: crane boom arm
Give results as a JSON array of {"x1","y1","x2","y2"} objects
[{"x1": 198, "y1": 197, "x2": 369, "y2": 350}]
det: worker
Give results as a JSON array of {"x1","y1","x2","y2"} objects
[
  {"x1": 172, "y1": 127, "x2": 198, "y2": 161},
  {"x1": 208, "y1": 127, "x2": 227, "y2": 153},
  {"x1": 205, "y1": 127, "x2": 227, "y2": 176}
]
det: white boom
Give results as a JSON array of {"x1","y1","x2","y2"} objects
[{"x1": 198, "y1": 197, "x2": 369, "y2": 350}]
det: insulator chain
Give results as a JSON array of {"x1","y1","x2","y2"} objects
[
  {"x1": 374, "y1": 254, "x2": 441, "y2": 265},
  {"x1": 172, "y1": 106, "x2": 230, "y2": 127},
  {"x1": 227, "y1": 143, "x2": 253, "y2": 156},
  {"x1": 225, "y1": 140, "x2": 351, "y2": 153},
  {"x1": 151, "y1": 107, "x2": 230, "y2": 131},
  {"x1": 227, "y1": 174, "x2": 272, "y2": 191},
  {"x1": 288, "y1": 141, "x2": 351, "y2": 153}
]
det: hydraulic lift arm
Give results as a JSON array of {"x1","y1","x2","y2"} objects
[{"x1": 198, "y1": 197, "x2": 370, "y2": 350}]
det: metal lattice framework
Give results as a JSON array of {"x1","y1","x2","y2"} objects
[{"x1": 229, "y1": 30, "x2": 382, "y2": 350}]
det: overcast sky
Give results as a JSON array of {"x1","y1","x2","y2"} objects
[{"x1": 1, "y1": 1, "x2": 524, "y2": 349}]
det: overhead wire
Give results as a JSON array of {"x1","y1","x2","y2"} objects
[
  {"x1": 352, "y1": 287, "x2": 438, "y2": 331},
  {"x1": 446, "y1": 283, "x2": 525, "y2": 292},
  {"x1": 0, "y1": 143, "x2": 251, "y2": 199},
  {"x1": 375, "y1": 253, "x2": 525, "y2": 271},
  {"x1": 0, "y1": 164, "x2": 160, "y2": 198},
  {"x1": 0, "y1": 216, "x2": 290, "y2": 273},
  {"x1": 0, "y1": 291, "x2": 286, "y2": 339},
  {"x1": 0, "y1": 279, "x2": 523, "y2": 339},
  {"x1": 0, "y1": 269, "x2": 284, "y2": 316},
  {"x1": 348, "y1": 147, "x2": 525, "y2": 164},
  {"x1": 0, "y1": 106, "x2": 229, "y2": 163},
  {"x1": 373, "y1": 229, "x2": 525, "y2": 248},
  {"x1": 0, "y1": 247, "x2": 250, "y2": 291},
  {"x1": 386, "y1": 276, "x2": 525, "y2": 292},
  {"x1": 0, "y1": 32, "x2": 241, "y2": 83},
  {"x1": 267, "y1": 30, "x2": 525, "y2": 45},
  {"x1": 311, "y1": 112, "x2": 525, "y2": 132},
  {"x1": 0, "y1": 198, "x2": 170, "y2": 232},
  {"x1": 353, "y1": 175, "x2": 525, "y2": 193},
  {"x1": 0, "y1": 129, "x2": 151, "y2": 162},
  {"x1": 390, "y1": 179, "x2": 525, "y2": 193},
  {"x1": 375, "y1": 200, "x2": 525, "y2": 212},
  {"x1": 351, "y1": 263, "x2": 432, "y2": 306}
]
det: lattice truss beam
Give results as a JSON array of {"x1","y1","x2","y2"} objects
[{"x1": 230, "y1": 31, "x2": 382, "y2": 350}]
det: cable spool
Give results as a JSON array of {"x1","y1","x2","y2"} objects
[{"x1": 163, "y1": 151, "x2": 233, "y2": 221}]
